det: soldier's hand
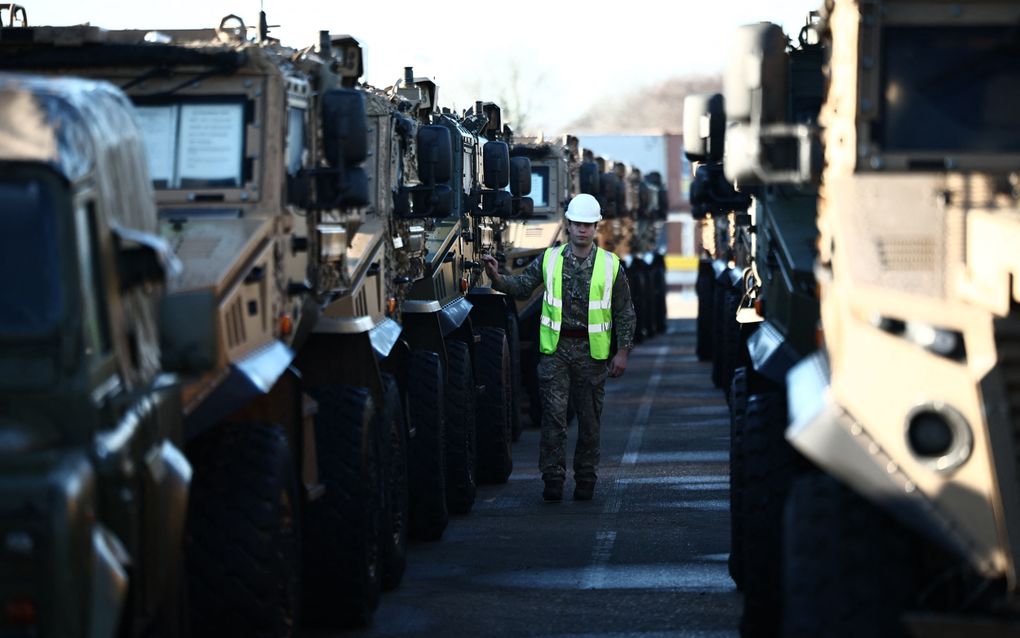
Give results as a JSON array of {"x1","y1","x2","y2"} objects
[
  {"x1": 609, "y1": 349, "x2": 629, "y2": 378},
  {"x1": 480, "y1": 254, "x2": 500, "y2": 283}
]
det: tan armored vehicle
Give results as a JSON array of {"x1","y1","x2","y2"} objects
[
  {"x1": 785, "y1": 0, "x2": 1020, "y2": 634},
  {"x1": 0, "y1": 12, "x2": 429, "y2": 632},
  {"x1": 0, "y1": 74, "x2": 204, "y2": 638}
]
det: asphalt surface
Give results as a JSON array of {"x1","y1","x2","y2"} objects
[{"x1": 333, "y1": 316, "x2": 740, "y2": 637}]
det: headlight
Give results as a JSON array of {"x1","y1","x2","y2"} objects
[
  {"x1": 623, "y1": 254, "x2": 634, "y2": 268},
  {"x1": 906, "y1": 403, "x2": 972, "y2": 473}
]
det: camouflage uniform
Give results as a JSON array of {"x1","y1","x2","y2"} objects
[{"x1": 493, "y1": 245, "x2": 636, "y2": 483}]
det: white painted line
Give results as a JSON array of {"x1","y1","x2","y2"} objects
[
  {"x1": 581, "y1": 530, "x2": 617, "y2": 590},
  {"x1": 622, "y1": 346, "x2": 669, "y2": 465}
]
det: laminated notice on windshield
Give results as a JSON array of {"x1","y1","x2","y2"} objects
[
  {"x1": 177, "y1": 104, "x2": 243, "y2": 187},
  {"x1": 135, "y1": 106, "x2": 176, "y2": 186}
]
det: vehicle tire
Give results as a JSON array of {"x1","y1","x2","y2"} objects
[
  {"x1": 475, "y1": 327, "x2": 514, "y2": 484},
  {"x1": 444, "y1": 339, "x2": 477, "y2": 514},
  {"x1": 653, "y1": 259, "x2": 668, "y2": 334},
  {"x1": 378, "y1": 374, "x2": 408, "y2": 591},
  {"x1": 784, "y1": 473, "x2": 920, "y2": 638},
  {"x1": 300, "y1": 386, "x2": 383, "y2": 628},
  {"x1": 407, "y1": 350, "x2": 448, "y2": 541},
  {"x1": 711, "y1": 278, "x2": 728, "y2": 388},
  {"x1": 728, "y1": 366, "x2": 749, "y2": 592},
  {"x1": 696, "y1": 259, "x2": 715, "y2": 361},
  {"x1": 720, "y1": 284, "x2": 743, "y2": 395},
  {"x1": 506, "y1": 312, "x2": 524, "y2": 442},
  {"x1": 738, "y1": 392, "x2": 808, "y2": 637},
  {"x1": 186, "y1": 422, "x2": 300, "y2": 638}
]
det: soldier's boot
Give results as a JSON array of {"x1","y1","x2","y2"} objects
[
  {"x1": 542, "y1": 477, "x2": 564, "y2": 502},
  {"x1": 573, "y1": 477, "x2": 596, "y2": 501}
]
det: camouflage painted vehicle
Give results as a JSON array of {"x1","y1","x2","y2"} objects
[
  {"x1": 0, "y1": 74, "x2": 204, "y2": 638},
  {"x1": 785, "y1": 0, "x2": 1020, "y2": 634},
  {"x1": 0, "y1": 13, "x2": 422, "y2": 632}
]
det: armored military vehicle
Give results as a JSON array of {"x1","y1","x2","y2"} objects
[
  {"x1": 685, "y1": 17, "x2": 826, "y2": 635},
  {"x1": 0, "y1": 74, "x2": 206, "y2": 638},
  {"x1": 785, "y1": 0, "x2": 1020, "y2": 634},
  {"x1": 0, "y1": 13, "x2": 428, "y2": 632}
]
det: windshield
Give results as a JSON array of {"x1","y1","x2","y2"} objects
[
  {"x1": 135, "y1": 100, "x2": 246, "y2": 189},
  {"x1": 880, "y1": 26, "x2": 1020, "y2": 153},
  {"x1": 0, "y1": 175, "x2": 64, "y2": 336},
  {"x1": 530, "y1": 165, "x2": 550, "y2": 208}
]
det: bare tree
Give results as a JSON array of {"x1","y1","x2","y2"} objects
[{"x1": 569, "y1": 74, "x2": 723, "y2": 133}]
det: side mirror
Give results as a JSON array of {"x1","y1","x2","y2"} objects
[
  {"x1": 483, "y1": 141, "x2": 510, "y2": 189},
  {"x1": 412, "y1": 184, "x2": 453, "y2": 218},
  {"x1": 160, "y1": 290, "x2": 218, "y2": 374},
  {"x1": 579, "y1": 161, "x2": 600, "y2": 195},
  {"x1": 723, "y1": 122, "x2": 820, "y2": 186},
  {"x1": 417, "y1": 125, "x2": 453, "y2": 185},
  {"x1": 683, "y1": 93, "x2": 726, "y2": 163},
  {"x1": 725, "y1": 23, "x2": 789, "y2": 125},
  {"x1": 316, "y1": 166, "x2": 370, "y2": 208},
  {"x1": 599, "y1": 173, "x2": 620, "y2": 218},
  {"x1": 481, "y1": 190, "x2": 513, "y2": 217},
  {"x1": 513, "y1": 197, "x2": 534, "y2": 219},
  {"x1": 509, "y1": 157, "x2": 531, "y2": 197},
  {"x1": 656, "y1": 189, "x2": 669, "y2": 220},
  {"x1": 322, "y1": 89, "x2": 368, "y2": 166}
]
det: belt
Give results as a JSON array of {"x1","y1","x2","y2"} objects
[{"x1": 560, "y1": 328, "x2": 588, "y2": 339}]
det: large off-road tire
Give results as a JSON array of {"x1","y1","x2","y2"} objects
[
  {"x1": 711, "y1": 279, "x2": 728, "y2": 388},
  {"x1": 475, "y1": 327, "x2": 514, "y2": 484},
  {"x1": 186, "y1": 422, "x2": 300, "y2": 638},
  {"x1": 695, "y1": 259, "x2": 715, "y2": 361},
  {"x1": 719, "y1": 285, "x2": 743, "y2": 396},
  {"x1": 784, "y1": 473, "x2": 920, "y2": 638},
  {"x1": 727, "y1": 366, "x2": 749, "y2": 591},
  {"x1": 738, "y1": 392, "x2": 808, "y2": 637},
  {"x1": 379, "y1": 375, "x2": 408, "y2": 591},
  {"x1": 652, "y1": 259, "x2": 668, "y2": 335},
  {"x1": 407, "y1": 350, "x2": 448, "y2": 541},
  {"x1": 444, "y1": 339, "x2": 477, "y2": 514},
  {"x1": 506, "y1": 312, "x2": 524, "y2": 442},
  {"x1": 301, "y1": 386, "x2": 383, "y2": 628}
]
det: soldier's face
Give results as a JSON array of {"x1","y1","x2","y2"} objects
[{"x1": 568, "y1": 221, "x2": 597, "y2": 247}]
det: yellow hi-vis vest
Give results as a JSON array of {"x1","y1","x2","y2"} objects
[{"x1": 539, "y1": 245, "x2": 621, "y2": 360}]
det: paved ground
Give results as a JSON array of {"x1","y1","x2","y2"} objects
[{"x1": 331, "y1": 301, "x2": 740, "y2": 637}]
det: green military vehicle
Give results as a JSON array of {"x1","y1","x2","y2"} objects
[
  {"x1": 785, "y1": 0, "x2": 1020, "y2": 634},
  {"x1": 0, "y1": 74, "x2": 208, "y2": 638},
  {"x1": 0, "y1": 13, "x2": 432, "y2": 632}
]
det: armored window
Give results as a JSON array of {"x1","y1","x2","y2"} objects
[
  {"x1": 879, "y1": 26, "x2": 1020, "y2": 153},
  {"x1": 0, "y1": 174, "x2": 63, "y2": 336},
  {"x1": 286, "y1": 107, "x2": 307, "y2": 176},
  {"x1": 530, "y1": 165, "x2": 550, "y2": 208},
  {"x1": 135, "y1": 100, "x2": 246, "y2": 189}
]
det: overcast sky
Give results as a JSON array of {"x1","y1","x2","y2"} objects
[{"x1": 27, "y1": 0, "x2": 820, "y2": 132}]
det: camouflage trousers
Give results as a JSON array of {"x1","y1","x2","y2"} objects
[{"x1": 537, "y1": 337, "x2": 608, "y2": 482}]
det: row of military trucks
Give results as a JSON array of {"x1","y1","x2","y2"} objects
[
  {"x1": 0, "y1": 7, "x2": 671, "y2": 636},
  {"x1": 686, "y1": 0, "x2": 1020, "y2": 635}
]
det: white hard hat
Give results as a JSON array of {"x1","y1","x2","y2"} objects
[{"x1": 565, "y1": 193, "x2": 602, "y2": 223}]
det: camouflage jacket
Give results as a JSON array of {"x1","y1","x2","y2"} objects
[{"x1": 493, "y1": 245, "x2": 637, "y2": 351}]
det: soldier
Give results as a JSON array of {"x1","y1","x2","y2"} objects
[{"x1": 481, "y1": 193, "x2": 637, "y2": 502}]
